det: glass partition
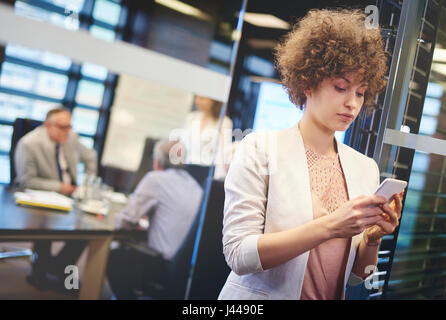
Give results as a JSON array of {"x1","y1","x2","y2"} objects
[
  {"x1": 377, "y1": 0, "x2": 446, "y2": 299},
  {"x1": 386, "y1": 149, "x2": 446, "y2": 299},
  {"x1": 0, "y1": 0, "x2": 245, "y2": 300}
]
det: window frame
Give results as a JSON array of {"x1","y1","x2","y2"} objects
[{"x1": 0, "y1": 0, "x2": 126, "y2": 184}]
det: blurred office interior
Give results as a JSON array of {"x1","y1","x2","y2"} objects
[{"x1": 0, "y1": 0, "x2": 446, "y2": 300}]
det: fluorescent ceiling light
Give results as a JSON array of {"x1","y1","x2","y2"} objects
[
  {"x1": 432, "y1": 63, "x2": 446, "y2": 76},
  {"x1": 433, "y1": 48, "x2": 446, "y2": 63},
  {"x1": 244, "y1": 12, "x2": 290, "y2": 30},
  {"x1": 154, "y1": 0, "x2": 212, "y2": 21}
]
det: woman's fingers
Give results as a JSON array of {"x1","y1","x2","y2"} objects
[
  {"x1": 356, "y1": 195, "x2": 387, "y2": 208},
  {"x1": 381, "y1": 213, "x2": 391, "y2": 222},
  {"x1": 361, "y1": 215, "x2": 384, "y2": 228},
  {"x1": 361, "y1": 206, "x2": 384, "y2": 218},
  {"x1": 394, "y1": 194, "x2": 403, "y2": 219},
  {"x1": 380, "y1": 202, "x2": 399, "y2": 227},
  {"x1": 362, "y1": 190, "x2": 405, "y2": 236},
  {"x1": 374, "y1": 219, "x2": 395, "y2": 234}
]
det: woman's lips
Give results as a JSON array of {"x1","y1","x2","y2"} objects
[{"x1": 337, "y1": 113, "x2": 354, "y2": 121}]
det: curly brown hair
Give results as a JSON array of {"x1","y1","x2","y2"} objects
[{"x1": 274, "y1": 8, "x2": 388, "y2": 111}]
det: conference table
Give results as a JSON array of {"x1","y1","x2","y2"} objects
[{"x1": 0, "y1": 185, "x2": 145, "y2": 300}]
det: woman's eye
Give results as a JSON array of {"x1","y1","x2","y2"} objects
[
  {"x1": 356, "y1": 92, "x2": 365, "y2": 97},
  {"x1": 335, "y1": 86, "x2": 346, "y2": 92}
]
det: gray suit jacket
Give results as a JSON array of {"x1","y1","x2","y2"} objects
[{"x1": 14, "y1": 126, "x2": 97, "y2": 191}]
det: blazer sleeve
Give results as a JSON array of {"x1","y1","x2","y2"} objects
[
  {"x1": 373, "y1": 158, "x2": 381, "y2": 190},
  {"x1": 347, "y1": 157, "x2": 381, "y2": 286},
  {"x1": 222, "y1": 133, "x2": 269, "y2": 276},
  {"x1": 14, "y1": 140, "x2": 61, "y2": 192}
]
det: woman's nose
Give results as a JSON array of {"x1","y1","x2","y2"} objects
[{"x1": 345, "y1": 91, "x2": 360, "y2": 110}]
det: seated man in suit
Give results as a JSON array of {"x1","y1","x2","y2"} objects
[
  {"x1": 15, "y1": 107, "x2": 97, "y2": 193},
  {"x1": 15, "y1": 107, "x2": 97, "y2": 290},
  {"x1": 107, "y1": 140, "x2": 204, "y2": 299}
]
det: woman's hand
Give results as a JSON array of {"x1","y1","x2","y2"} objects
[
  {"x1": 364, "y1": 190, "x2": 405, "y2": 244},
  {"x1": 324, "y1": 195, "x2": 387, "y2": 239}
]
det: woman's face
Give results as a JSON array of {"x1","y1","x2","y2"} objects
[
  {"x1": 195, "y1": 96, "x2": 215, "y2": 115},
  {"x1": 305, "y1": 72, "x2": 367, "y2": 132}
]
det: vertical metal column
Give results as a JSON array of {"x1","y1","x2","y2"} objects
[
  {"x1": 374, "y1": 0, "x2": 427, "y2": 168},
  {"x1": 184, "y1": 0, "x2": 248, "y2": 300}
]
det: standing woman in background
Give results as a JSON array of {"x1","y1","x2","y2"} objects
[
  {"x1": 182, "y1": 95, "x2": 233, "y2": 180},
  {"x1": 218, "y1": 8, "x2": 404, "y2": 300}
]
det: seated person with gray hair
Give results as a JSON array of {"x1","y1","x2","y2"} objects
[
  {"x1": 14, "y1": 107, "x2": 97, "y2": 291},
  {"x1": 107, "y1": 139, "x2": 204, "y2": 299}
]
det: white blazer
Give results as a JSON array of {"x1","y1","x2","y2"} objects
[{"x1": 218, "y1": 122, "x2": 380, "y2": 300}]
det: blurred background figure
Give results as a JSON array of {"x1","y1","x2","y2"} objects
[
  {"x1": 14, "y1": 107, "x2": 97, "y2": 196},
  {"x1": 182, "y1": 95, "x2": 233, "y2": 180},
  {"x1": 107, "y1": 140, "x2": 204, "y2": 299},
  {"x1": 14, "y1": 107, "x2": 96, "y2": 291}
]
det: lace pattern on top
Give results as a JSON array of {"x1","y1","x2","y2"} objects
[
  {"x1": 304, "y1": 145, "x2": 346, "y2": 214},
  {"x1": 300, "y1": 144, "x2": 351, "y2": 300}
]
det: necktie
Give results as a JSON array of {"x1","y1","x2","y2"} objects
[{"x1": 55, "y1": 144, "x2": 63, "y2": 182}]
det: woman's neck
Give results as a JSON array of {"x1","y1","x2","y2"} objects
[
  {"x1": 201, "y1": 112, "x2": 213, "y2": 121},
  {"x1": 200, "y1": 112, "x2": 216, "y2": 131},
  {"x1": 299, "y1": 113, "x2": 337, "y2": 156}
]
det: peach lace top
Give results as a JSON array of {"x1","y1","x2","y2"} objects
[{"x1": 300, "y1": 144, "x2": 351, "y2": 300}]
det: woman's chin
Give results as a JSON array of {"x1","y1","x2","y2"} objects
[{"x1": 333, "y1": 123, "x2": 350, "y2": 132}]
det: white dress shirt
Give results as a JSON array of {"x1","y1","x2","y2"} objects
[
  {"x1": 116, "y1": 168, "x2": 204, "y2": 260},
  {"x1": 56, "y1": 145, "x2": 72, "y2": 185}
]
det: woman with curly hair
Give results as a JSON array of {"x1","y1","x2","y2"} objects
[{"x1": 218, "y1": 8, "x2": 404, "y2": 300}]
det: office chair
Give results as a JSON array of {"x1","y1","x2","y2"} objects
[
  {"x1": 160, "y1": 207, "x2": 202, "y2": 299},
  {"x1": 131, "y1": 137, "x2": 158, "y2": 191},
  {"x1": 106, "y1": 239, "x2": 169, "y2": 299},
  {"x1": 185, "y1": 179, "x2": 230, "y2": 299},
  {"x1": 132, "y1": 207, "x2": 202, "y2": 300},
  {"x1": 9, "y1": 118, "x2": 42, "y2": 186},
  {"x1": 0, "y1": 118, "x2": 42, "y2": 260},
  {"x1": 183, "y1": 164, "x2": 211, "y2": 188},
  {"x1": 138, "y1": 179, "x2": 228, "y2": 300},
  {"x1": 100, "y1": 166, "x2": 135, "y2": 193},
  {"x1": 117, "y1": 192, "x2": 204, "y2": 300}
]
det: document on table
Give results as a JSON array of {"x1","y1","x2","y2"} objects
[{"x1": 14, "y1": 189, "x2": 73, "y2": 211}]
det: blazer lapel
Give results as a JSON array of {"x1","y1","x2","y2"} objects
[
  {"x1": 337, "y1": 140, "x2": 365, "y2": 279},
  {"x1": 287, "y1": 123, "x2": 313, "y2": 224},
  {"x1": 337, "y1": 141, "x2": 359, "y2": 201}
]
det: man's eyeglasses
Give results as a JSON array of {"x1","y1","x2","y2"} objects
[{"x1": 50, "y1": 122, "x2": 72, "y2": 131}]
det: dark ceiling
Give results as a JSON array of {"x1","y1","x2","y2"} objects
[
  {"x1": 181, "y1": 0, "x2": 376, "y2": 24},
  {"x1": 180, "y1": 0, "x2": 376, "y2": 57},
  {"x1": 245, "y1": 0, "x2": 375, "y2": 22},
  {"x1": 242, "y1": 0, "x2": 375, "y2": 61}
]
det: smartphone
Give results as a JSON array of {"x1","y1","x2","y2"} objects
[{"x1": 374, "y1": 178, "x2": 407, "y2": 202}]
